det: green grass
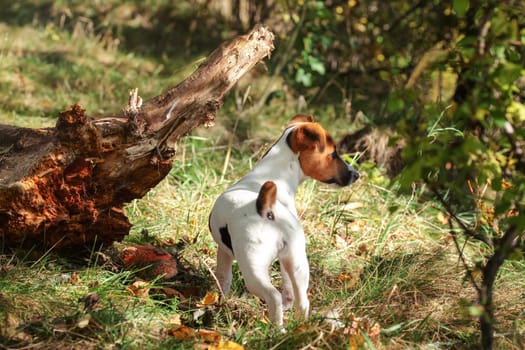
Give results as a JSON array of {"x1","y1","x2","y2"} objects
[{"x1": 1, "y1": 3, "x2": 525, "y2": 350}]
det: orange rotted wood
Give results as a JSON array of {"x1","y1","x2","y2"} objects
[{"x1": 0, "y1": 26, "x2": 274, "y2": 250}]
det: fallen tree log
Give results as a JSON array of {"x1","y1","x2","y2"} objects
[{"x1": 0, "y1": 25, "x2": 274, "y2": 250}]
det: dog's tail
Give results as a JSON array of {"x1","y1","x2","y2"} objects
[{"x1": 256, "y1": 181, "x2": 277, "y2": 221}]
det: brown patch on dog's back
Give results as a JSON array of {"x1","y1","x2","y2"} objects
[{"x1": 256, "y1": 181, "x2": 277, "y2": 221}]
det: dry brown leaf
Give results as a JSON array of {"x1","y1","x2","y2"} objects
[
  {"x1": 126, "y1": 280, "x2": 150, "y2": 298},
  {"x1": 78, "y1": 293, "x2": 101, "y2": 311},
  {"x1": 120, "y1": 245, "x2": 178, "y2": 280},
  {"x1": 198, "y1": 329, "x2": 221, "y2": 343},
  {"x1": 159, "y1": 287, "x2": 186, "y2": 300},
  {"x1": 71, "y1": 272, "x2": 79, "y2": 285},
  {"x1": 166, "y1": 325, "x2": 196, "y2": 341}
]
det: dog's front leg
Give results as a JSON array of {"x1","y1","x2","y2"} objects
[{"x1": 216, "y1": 247, "x2": 234, "y2": 295}]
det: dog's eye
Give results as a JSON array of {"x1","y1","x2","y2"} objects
[{"x1": 330, "y1": 151, "x2": 338, "y2": 159}]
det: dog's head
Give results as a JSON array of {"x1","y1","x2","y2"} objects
[{"x1": 286, "y1": 115, "x2": 359, "y2": 187}]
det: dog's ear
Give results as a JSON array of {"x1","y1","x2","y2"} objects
[
  {"x1": 287, "y1": 123, "x2": 325, "y2": 153},
  {"x1": 287, "y1": 114, "x2": 314, "y2": 126}
]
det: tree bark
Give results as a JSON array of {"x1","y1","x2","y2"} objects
[
  {"x1": 0, "y1": 25, "x2": 274, "y2": 250},
  {"x1": 479, "y1": 227, "x2": 520, "y2": 350}
]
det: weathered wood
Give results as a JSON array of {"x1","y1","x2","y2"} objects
[{"x1": 0, "y1": 25, "x2": 274, "y2": 250}]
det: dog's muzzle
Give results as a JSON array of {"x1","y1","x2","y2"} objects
[
  {"x1": 327, "y1": 162, "x2": 359, "y2": 187},
  {"x1": 346, "y1": 164, "x2": 360, "y2": 185}
]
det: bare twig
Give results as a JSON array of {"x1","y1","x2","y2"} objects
[
  {"x1": 431, "y1": 187, "x2": 494, "y2": 247},
  {"x1": 447, "y1": 219, "x2": 482, "y2": 294}
]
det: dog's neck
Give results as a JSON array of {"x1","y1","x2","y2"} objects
[{"x1": 230, "y1": 126, "x2": 305, "y2": 215}]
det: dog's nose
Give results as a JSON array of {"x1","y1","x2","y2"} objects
[
  {"x1": 351, "y1": 170, "x2": 360, "y2": 183},
  {"x1": 347, "y1": 165, "x2": 359, "y2": 184}
]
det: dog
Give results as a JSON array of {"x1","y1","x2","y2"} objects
[{"x1": 209, "y1": 115, "x2": 359, "y2": 327}]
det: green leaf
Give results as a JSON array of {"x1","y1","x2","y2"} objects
[
  {"x1": 386, "y1": 94, "x2": 405, "y2": 113},
  {"x1": 295, "y1": 67, "x2": 312, "y2": 87},
  {"x1": 453, "y1": 0, "x2": 469, "y2": 17},
  {"x1": 468, "y1": 305, "x2": 485, "y2": 317},
  {"x1": 308, "y1": 56, "x2": 326, "y2": 75},
  {"x1": 494, "y1": 62, "x2": 523, "y2": 86},
  {"x1": 303, "y1": 37, "x2": 313, "y2": 53}
]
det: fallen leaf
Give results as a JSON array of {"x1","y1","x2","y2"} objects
[
  {"x1": 340, "y1": 202, "x2": 363, "y2": 210},
  {"x1": 77, "y1": 313, "x2": 91, "y2": 329},
  {"x1": 368, "y1": 322, "x2": 381, "y2": 341},
  {"x1": 356, "y1": 243, "x2": 368, "y2": 256},
  {"x1": 198, "y1": 329, "x2": 221, "y2": 343},
  {"x1": 338, "y1": 273, "x2": 358, "y2": 288},
  {"x1": 437, "y1": 211, "x2": 449, "y2": 225},
  {"x1": 200, "y1": 291, "x2": 218, "y2": 306},
  {"x1": 333, "y1": 234, "x2": 348, "y2": 249},
  {"x1": 159, "y1": 287, "x2": 186, "y2": 300},
  {"x1": 179, "y1": 286, "x2": 201, "y2": 298},
  {"x1": 167, "y1": 314, "x2": 182, "y2": 327},
  {"x1": 349, "y1": 333, "x2": 365, "y2": 350},
  {"x1": 349, "y1": 219, "x2": 366, "y2": 232},
  {"x1": 120, "y1": 245, "x2": 178, "y2": 280},
  {"x1": 71, "y1": 272, "x2": 79, "y2": 285},
  {"x1": 167, "y1": 325, "x2": 196, "y2": 341},
  {"x1": 127, "y1": 280, "x2": 150, "y2": 298},
  {"x1": 217, "y1": 341, "x2": 244, "y2": 349},
  {"x1": 78, "y1": 293, "x2": 101, "y2": 311},
  {"x1": 196, "y1": 342, "x2": 242, "y2": 350},
  {"x1": 338, "y1": 273, "x2": 348, "y2": 282}
]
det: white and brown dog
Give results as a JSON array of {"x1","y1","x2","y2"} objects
[{"x1": 209, "y1": 115, "x2": 359, "y2": 327}]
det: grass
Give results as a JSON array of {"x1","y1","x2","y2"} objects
[{"x1": 1, "y1": 3, "x2": 525, "y2": 349}]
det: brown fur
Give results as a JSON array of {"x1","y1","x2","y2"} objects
[
  {"x1": 256, "y1": 181, "x2": 277, "y2": 220},
  {"x1": 287, "y1": 118, "x2": 351, "y2": 186}
]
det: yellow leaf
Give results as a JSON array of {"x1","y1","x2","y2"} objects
[
  {"x1": 349, "y1": 334, "x2": 364, "y2": 350},
  {"x1": 218, "y1": 341, "x2": 244, "y2": 350},
  {"x1": 200, "y1": 291, "x2": 218, "y2": 306},
  {"x1": 437, "y1": 211, "x2": 449, "y2": 225}
]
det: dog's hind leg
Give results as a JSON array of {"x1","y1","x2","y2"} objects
[
  {"x1": 216, "y1": 247, "x2": 234, "y2": 295},
  {"x1": 280, "y1": 263, "x2": 294, "y2": 311},
  {"x1": 281, "y1": 253, "x2": 310, "y2": 320},
  {"x1": 237, "y1": 257, "x2": 284, "y2": 326}
]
